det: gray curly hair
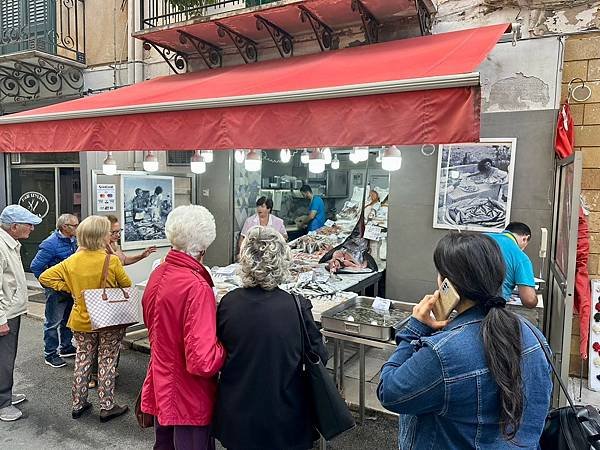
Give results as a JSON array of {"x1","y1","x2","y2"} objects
[{"x1": 239, "y1": 226, "x2": 291, "y2": 291}]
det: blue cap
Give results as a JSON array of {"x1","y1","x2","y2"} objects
[{"x1": 0, "y1": 205, "x2": 43, "y2": 225}]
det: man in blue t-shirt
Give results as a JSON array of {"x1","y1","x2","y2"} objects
[
  {"x1": 485, "y1": 222, "x2": 537, "y2": 308},
  {"x1": 299, "y1": 185, "x2": 326, "y2": 232}
]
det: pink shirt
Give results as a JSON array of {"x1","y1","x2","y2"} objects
[{"x1": 241, "y1": 213, "x2": 287, "y2": 239}]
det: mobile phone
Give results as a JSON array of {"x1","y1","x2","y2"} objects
[{"x1": 432, "y1": 278, "x2": 461, "y2": 321}]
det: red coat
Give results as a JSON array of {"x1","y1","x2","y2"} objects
[{"x1": 140, "y1": 250, "x2": 226, "y2": 426}]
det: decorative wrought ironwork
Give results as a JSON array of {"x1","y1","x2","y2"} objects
[
  {"x1": 298, "y1": 5, "x2": 335, "y2": 52},
  {"x1": 255, "y1": 15, "x2": 293, "y2": 58},
  {"x1": 0, "y1": 56, "x2": 83, "y2": 103},
  {"x1": 351, "y1": 0, "x2": 380, "y2": 44},
  {"x1": 415, "y1": 0, "x2": 432, "y2": 35},
  {"x1": 178, "y1": 31, "x2": 223, "y2": 69},
  {"x1": 143, "y1": 41, "x2": 188, "y2": 74},
  {"x1": 0, "y1": 0, "x2": 86, "y2": 64},
  {"x1": 216, "y1": 23, "x2": 258, "y2": 64}
]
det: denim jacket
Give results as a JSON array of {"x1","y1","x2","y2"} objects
[{"x1": 377, "y1": 307, "x2": 552, "y2": 450}]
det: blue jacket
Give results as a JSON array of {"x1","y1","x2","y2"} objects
[
  {"x1": 30, "y1": 230, "x2": 78, "y2": 278},
  {"x1": 378, "y1": 307, "x2": 552, "y2": 449}
]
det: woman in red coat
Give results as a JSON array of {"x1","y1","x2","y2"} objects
[{"x1": 140, "y1": 205, "x2": 226, "y2": 450}]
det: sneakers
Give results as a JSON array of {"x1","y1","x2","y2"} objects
[
  {"x1": 0, "y1": 405, "x2": 23, "y2": 422},
  {"x1": 11, "y1": 394, "x2": 26, "y2": 405},
  {"x1": 72, "y1": 401, "x2": 92, "y2": 419},
  {"x1": 59, "y1": 346, "x2": 77, "y2": 358},
  {"x1": 44, "y1": 355, "x2": 67, "y2": 368},
  {"x1": 99, "y1": 404, "x2": 129, "y2": 423}
]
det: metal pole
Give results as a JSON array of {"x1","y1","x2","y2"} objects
[{"x1": 359, "y1": 344, "x2": 365, "y2": 424}]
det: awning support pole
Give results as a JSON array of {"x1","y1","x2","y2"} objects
[
  {"x1": 255, "y1": 15, "x2": 294, "y2": 59},
  {"x1": 178, "y1": 30, "x2": 223, "y2": 70},
  {"x1": 142, "y1": 41, "x2": 187, "y2": 74},
  {"x1": 351, "y1": 0, "x2": 381, "y2": 44},
  {"x1": 298, "y1": 5, "x2": 336, "y2": 52},
  {"x1": 216, "y1": 22, "x2": 258, "y2": 64}
]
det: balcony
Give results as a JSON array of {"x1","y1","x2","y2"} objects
[
  {"x1": 136, "y1": 0, "x2": 434, "y2": 72},
  {"x1": 0, "y1": 0, "x2": 85, "y2": 108}
]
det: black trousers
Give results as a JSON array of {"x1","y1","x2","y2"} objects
[{"x1": 0, "y1": 316, "x2": 21, "y2": 409}]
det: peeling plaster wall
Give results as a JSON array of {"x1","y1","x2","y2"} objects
[
  {"x1": 478, "y1": 37, "x2": 562, "y2": 112},
  {"x1": 433, "y1": 0, "x2": 600, "y2": 36}
]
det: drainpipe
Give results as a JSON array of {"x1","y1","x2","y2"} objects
[
  {"x1": 127, "y1": 0, "x2": 135, "y2": 85},
  {"x1": 134, "y1": 0, "x2": 144, "y2": 84}
]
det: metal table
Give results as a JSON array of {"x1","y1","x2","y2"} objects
[{"x1": 321, "y1": 329, "x2": 396, "y2": 424}]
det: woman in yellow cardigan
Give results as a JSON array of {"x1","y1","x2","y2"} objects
[{"x1": 40, "y1": 215, "x2": 132, "y2": 422}]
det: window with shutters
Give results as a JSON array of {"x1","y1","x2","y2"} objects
[{"x1": 167, "y1": 151, "x2": 193, "y2": 166}]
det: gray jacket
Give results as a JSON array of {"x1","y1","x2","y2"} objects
[{"x1": 0, "y1": 228, "x2": 28, "y2": 324}]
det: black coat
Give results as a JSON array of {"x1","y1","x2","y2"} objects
[{"x1": 213, "y1": 287, "x2": 328, "y2": 450}]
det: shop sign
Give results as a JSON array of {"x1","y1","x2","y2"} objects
[
  {"x1": 97, "y1": 184, "x2": 117, "y2": 212},
  {"x1": 18, "y1": 191, "x2": 49, "y2": 219}
]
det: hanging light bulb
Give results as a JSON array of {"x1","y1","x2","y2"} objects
[
  {"x1": 102, "y1": 151, "x2": 117, "y2": 175},
  {"x1": 349, "y1": 149, "x2": 360, "y2": 164},
  {"x1": 244, "y1": 149, "x2": 262, "y2": 172},
  {"x1": 353, "y1": 146, "x2": 370, "y2": 162},
  {"x1": 300, "y1": 149, "x2": 310, "y2": 164},
  {"x1": 143, "y1": 151, "x2": 159, "y2": 172},
  {"x1": 190, "y1": 150, "x2": 206, "y2": 174},
  {"x1": 308, "y1": 150, "x2": 326, "y2": 174},
  {"x1": 376, "y1": 149, "x2": 383, "y2": 163},
  {"x1": 234, "y1": 149, "x2": 246, "y2": 164},
  {"x1": 280, "y1": 148, "x2": 292, "y2": 163},
  {"x1": 322, "y1": 147, "x2": 332, "y2": 165},
  {"x1": 200, "y1": 150, "x2": 213, "y2": 163},
  {"x1": 381, "y1": 145, "x2": 402, "y2": 171},
  {"x1": 331, "y1": 154, "x2": 340, "y2": 170}
]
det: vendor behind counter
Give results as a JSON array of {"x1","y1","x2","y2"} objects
[{"x1": 298, "y1": 184, "x2": 327, "y2": 232}]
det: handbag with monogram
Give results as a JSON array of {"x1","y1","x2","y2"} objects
[{"x1": 83, "y1": 254, "x2": 140, "y2": 331}]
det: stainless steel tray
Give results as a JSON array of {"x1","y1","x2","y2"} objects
[{"x1": 321, "y1": 296, "x2": 414, "y2": 342}]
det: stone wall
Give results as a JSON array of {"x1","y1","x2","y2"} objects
[{"x1": 561, "y1": 32, "x2": 600, "y2": 376}]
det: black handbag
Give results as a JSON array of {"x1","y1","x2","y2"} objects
[
  {"x1": 292, "y1": 294, "x2": 356, "y2": 441},
  {"x1": 523, "y1": 321, "x2": 600, "y2": 450}
]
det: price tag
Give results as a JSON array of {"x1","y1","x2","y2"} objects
[
  {"x1": 372, "y1": 296, "x2": 391, "y2": 312},
  {"x1": 308, "y1": 231, "x2": 317, "y2": 236},
  {"x1": 298, "y1": 271, "x2": 313, "y2": 284},
  {"x1": 364, "y1": 224, "x2": 382, "y2": 241},
  {"x1": 324, "y1": 219, "x2": 335, "y2": 227}
]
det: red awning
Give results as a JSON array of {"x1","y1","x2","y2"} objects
[{"x1": 0, "y1": 23, "x2": 508, "y2": 153}]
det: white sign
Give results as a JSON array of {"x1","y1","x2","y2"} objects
[
  {"x1": 18, "y1": 191, "x2": 49, "y2": 219},
  {"x1": 324, "y1": 219, "x2": 335, "y2": 227},
  {"x1": 364, "y1": 224, "x2": 382, "y2": 241},
  {"x1": 97, "y1": 184, "x2": 116, "y2": 212},
  {"x1": 372, "y1": 297, "x2": 391, "y2": 312}
]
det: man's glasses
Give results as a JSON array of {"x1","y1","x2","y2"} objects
[
  {"x1": 111, "y1": 229, "x2": 123, "y2": 235},
  {"x1": 65, "y1": 223, "x2": 79, "y2": 228}
]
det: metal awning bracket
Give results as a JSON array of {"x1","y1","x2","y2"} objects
[
  {"x1": 255, "y1": 15, "x2": 293, "y2": 59},
  {"x1": 298, "y1": 5, "x2": 335, "y2": 52},
  {"x1": 351, "y1": 0, "x2": 381, "y2": 44},
  {"x1": 216, "y1": 23, "x2": 258, "y2": 64},
  {"x1": 143, "y1": 41, "x2": 187, "y2": 74},
  {"x1": 178, "y1": 30, "x2": 223, "y2": 69}
]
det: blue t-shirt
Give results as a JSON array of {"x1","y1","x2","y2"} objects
[
  {"x1": 308, "y1": 196, "x2": 326, "y2": 232},
  {"x1": 485, "y1": 232, "x2": 536, "y2": 299}
]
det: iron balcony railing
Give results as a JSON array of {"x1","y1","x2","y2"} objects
[
  {"x1": 0, "y1": 0, "x2": 85, "y2": 64},
  {"x1": 141, "y1": 0, "x2": 278, "y2": 29}
]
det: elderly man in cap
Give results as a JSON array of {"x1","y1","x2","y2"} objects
[{"x1": 0, "y1": 205, "x2": 42, "y2": 422}]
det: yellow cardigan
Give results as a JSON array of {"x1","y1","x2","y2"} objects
[{"x1": 39, "y1": 249, "x2": 132, "y2": 332}]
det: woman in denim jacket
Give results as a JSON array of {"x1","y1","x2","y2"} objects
[{"x1": 378, "y1": 232, "x2": 552, "y2": 449}]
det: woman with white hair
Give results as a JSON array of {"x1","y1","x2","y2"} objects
[
  {"x1": 214, "y1": 226, "x2": 327, "y2": 450},
  {"x1": 139, "y1": 205, "x2": 226, "y2": 450}
]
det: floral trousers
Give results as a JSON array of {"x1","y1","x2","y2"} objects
[{"x1": 72, "y1": 328, "x2": 125, "y2": 411}]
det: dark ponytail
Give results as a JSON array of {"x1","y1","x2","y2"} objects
[{"x1": 433, "y1": 232, "x2": 524, "y2": 440}]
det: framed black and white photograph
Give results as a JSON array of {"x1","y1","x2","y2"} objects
[
  {"x1": 121, "y1": 174, "x2": 174, "y2": 250},
  {"x1": 433, "y1": 138, "x2": 517, "y2": 233}
]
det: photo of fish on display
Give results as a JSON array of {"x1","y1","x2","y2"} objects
[{"x1": 433, "y1": 138, "x2": 517, "y2": 233}]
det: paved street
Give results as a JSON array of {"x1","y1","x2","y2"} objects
[{"x1": 1, "y1": 316, "x2": 398, "y2": 449}]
